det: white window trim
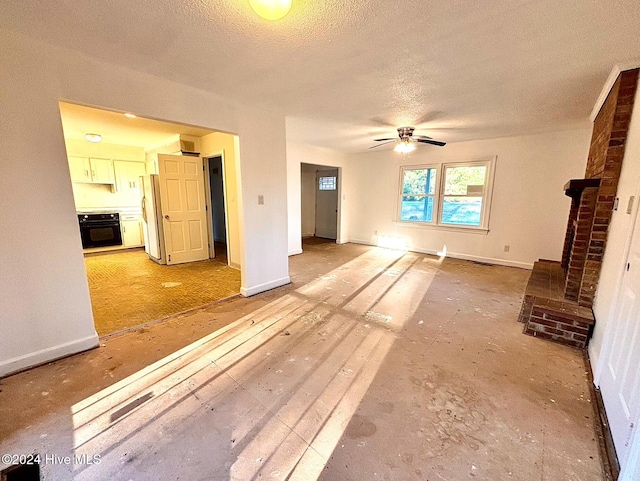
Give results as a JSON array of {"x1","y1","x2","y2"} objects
[
  {"x1": 395, "y1": 156, "x2": 497, "y2": 232},
  {"x1": 396, "y1": 163, "x2": 440, "y2": 225}
]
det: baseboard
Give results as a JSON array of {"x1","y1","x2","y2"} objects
[
  {"x1": 0, "y1": 333, "x2": 99, "y2": 378},
  {"x1": 240, "y1": 276, "x2": 291, "y2": 297},
  {"x1": 347, "y1": 239, "x2": 534, "y2": 270},
  {"x1": 588, "y1": 342, "x2": 601, "y2": 384},
  {"x1": 584, "y1": 351, "x2": 619, "y2": 481},
  {"x1": 288, "y1": 249, "x2": 303, "y2": 256}
]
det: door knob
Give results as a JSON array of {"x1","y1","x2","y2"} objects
[{"x1": 164, "y1": 215, "x2": 170, "y2": 220}]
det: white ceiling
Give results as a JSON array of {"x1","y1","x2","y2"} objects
[
  {"x1": 3, "y1": 0, "x2": 640, "y2": 152},
  {"x1": 59, "y1": 102, "x2": 214, "y2": 148}
]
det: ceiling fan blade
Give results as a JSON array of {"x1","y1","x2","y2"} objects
[
  {"x1": 373, "y1": 138, "x2": 397, "y2": 142},
  {"x1": 369, "y1": 140, "x2": 397, "y2": 149},
  {"x1": 416, "y1": 138, "x2": 446, "y2": 147},
  {"x1": 412, "y1": 135, "x2": 433, "y2": 140}
]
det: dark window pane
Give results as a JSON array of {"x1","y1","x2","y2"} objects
[
  {"x1": 441, "y1": 197, "x2": 483, "y2": 226},
  {"x1": 401, "y1": 196, "x2": 434, "y2": 222}
]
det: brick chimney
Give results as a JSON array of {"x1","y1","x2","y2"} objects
[{"x1": 561, "y1": 68, "x2": 638, "y2": 307}]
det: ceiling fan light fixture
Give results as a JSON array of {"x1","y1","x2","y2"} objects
[
  {"x1": 394, "y1": 140, "x2": 415, "y2": 154},
  {"x1": 249, "y1": 0, "x2": 292, "y2": 20},
  {"x1": 84, "y1": 133, "x2": 102, "y2": 143}
]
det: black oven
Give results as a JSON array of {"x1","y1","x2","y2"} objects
[{"x1": 78, "y1": 213, "x2": 122, "y2": 249}]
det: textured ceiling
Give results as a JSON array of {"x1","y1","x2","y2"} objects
[{"x1": 3, "y1": 0, "x2": 640, "y2": 152}]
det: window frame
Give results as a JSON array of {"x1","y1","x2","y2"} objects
[
  {"x1": 318, "y1": 175, "x2": 337, "y2": 191},
  {"x1": 398, "y1": 164, "x2": 440, "y2": 225},
  {"x1": 396, "y1": 157, "x2": 496, "y2": 233}
]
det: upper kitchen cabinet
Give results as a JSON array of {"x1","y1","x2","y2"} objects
[
  {"x1": 68, "y1": 156, "x2": 91, "y2": 182},
  {"x1": 114, "y1": 160, "x2": 146, "y2": 202},
  {"x1": 114, "y1": 161, "x2": 145, "y2": 191},
  {"x1": 68, "y1": 156, "x2": 114, "y2": 184}
]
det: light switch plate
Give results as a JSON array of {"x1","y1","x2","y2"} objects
[{"x1": 627, "y1": 196, "x2": 635, "y2": 214}]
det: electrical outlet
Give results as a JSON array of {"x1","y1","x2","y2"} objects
[
  {"x1": 504, "y1": 245, "x2": 510, "y2": 252},
  {"x1": 258, "y1": 195, "x2": 264, "y2": 205}
]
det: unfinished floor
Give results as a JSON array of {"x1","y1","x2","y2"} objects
[{"x1": 0, "y1": 242, "x2": 603, "y2": 480}]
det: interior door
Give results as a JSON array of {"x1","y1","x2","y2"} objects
[
  {"x1": 157, "y1": 154, "x2": 208, "y2": 265},
  {"x1": 600, "y1": 199, "x2": 640, "y2": 469},
  {"x1": 315, "y1": 169, "x2": 338, "y2": 240}
]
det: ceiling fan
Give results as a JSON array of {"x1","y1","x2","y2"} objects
[{"x1": 370, "y1": 126, "x2": 446, "y2": 153}]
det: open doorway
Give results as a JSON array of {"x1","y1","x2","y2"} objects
[
  {"x1": 59, "y1": 101, "x2": 241, "y2": 336},
  {"x1": 204, "y1": 155, "x2": 229, "y2": 264},
  {"x1": 301, "y1": 163, "x2": 340, "y2": 248}
]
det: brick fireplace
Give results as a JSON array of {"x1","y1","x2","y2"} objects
[{"x1": 519, "y1": 68, "x2": 639, "y2": 349}]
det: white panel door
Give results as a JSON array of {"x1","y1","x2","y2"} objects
[
  {"x1": 601, "y1": 200, "x2": 640, "y2": 470},
  {"x1": 158, "y1": 154, "x2": 208, "y2": 265},
  {"x1": 315, "y1": 169, "x2": 338, "y2": 240}
]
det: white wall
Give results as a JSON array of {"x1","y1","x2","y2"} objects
[
  {"x1": 286, "y1": 141, "x2": 352, "y2": 255},
  {"x1": 590, "y1": 85, "x2": 640, "y2": 376},
  {"x1": 0, "y1": 30, "x2": 289, "y2": 376},
  {"x1": 347, "y1": 129, "x2": 591, "y2": 268}
]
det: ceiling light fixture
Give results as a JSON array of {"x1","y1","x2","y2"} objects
[
  {"x1": 124, "y1": 112, "x2": 137, "y2": 119},
  {"x1": 249, "y1": 0, "x2": 292, "y2": 20},
  {"x1": 84, "y1": 133, "x2": 102, "y2": 143},
  {"x1": 394, "y1": 139, "x2": 416, "y2": 154}
]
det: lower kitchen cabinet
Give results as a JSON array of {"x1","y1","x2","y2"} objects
[{"x1": 121, "y1": 216, "x2": 143, "y2": 248}]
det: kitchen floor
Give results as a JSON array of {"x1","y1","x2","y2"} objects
[
  {"x1": 84, "y1": 248, "x2": 241, "y2": 336},
  {"x1": 0, "y1": 242, "x2": 604, "y2": 480}
]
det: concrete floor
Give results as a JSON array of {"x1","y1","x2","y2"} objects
[{"x1": 0, "y1": 242, "x2": 604, "y2": 480}]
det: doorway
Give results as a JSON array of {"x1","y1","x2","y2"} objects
[
  {"x1": 205, "y1": 155, "x2": 229, "y2": 264},
  {"x1": 301, "y1": 163, "x2": 340, "y2": 246},
  {"x1": 58, "y1": 101, "x2": 241, "y2": 337}
]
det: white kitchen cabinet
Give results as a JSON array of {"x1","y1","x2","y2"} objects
[
  {"x1": 121, "y1": 215, "x2": 143, "y2": 247},
  {"x1": 68, "y1": 156, "x2": 114, "y2": 184},
  {"x1": 90, "y1": 158, "x2": 115, "y2": 184},
  {"x1": 68, "y1": 156, "x2": 91, "y2": 182},
  {"x1": 114, "y1": 161, "x2": 146, "y2": 197}
]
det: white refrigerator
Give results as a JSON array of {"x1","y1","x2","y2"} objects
[{"x1": 140, "y1": 174, "x2": 167, "y2": 265}]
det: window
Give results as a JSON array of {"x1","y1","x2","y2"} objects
[
  {"x1": 400, "y1": 167, "x2": 437, "y2": 222},
  {"x1": 398, "y1": 159, "x2": 494, "y2": 231},
  {"x1": 318, "y1": 176, "x2": 337, "y2": 191}
]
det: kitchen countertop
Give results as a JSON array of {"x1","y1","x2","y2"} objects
[{"x1": 77, "y1": 206, "x2": 142, "y2": 215}]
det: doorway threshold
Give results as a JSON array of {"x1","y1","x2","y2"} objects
[{"x1": 99, "y1": 293, "x2": 241, "y2": 341}]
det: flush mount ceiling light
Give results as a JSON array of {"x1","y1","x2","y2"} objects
[
  {"x1": 84, "y1": 133, "x2": 102, "y2": 143},
  {"x1": 249, "y1": 0, "x2": 292, "y2": 20}
]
